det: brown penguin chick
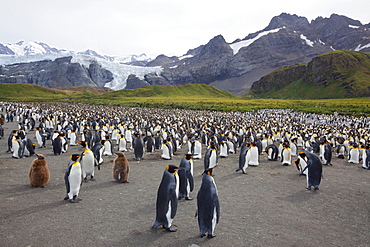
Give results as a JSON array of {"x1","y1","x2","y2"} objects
[
  {"x1": 113, "y1": 152, "x2": 130, "y2": 183},
  {"x1": 29, "y1": 154, "x2": 50, "y2": 187}
]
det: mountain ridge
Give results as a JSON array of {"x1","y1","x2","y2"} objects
[{"x1": 0, "y1": 13, "x2": 369, "y2": 94}]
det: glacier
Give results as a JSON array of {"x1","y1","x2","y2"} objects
[{"x1": 0, "y1": 41, "x2": 162, "y2": 90}]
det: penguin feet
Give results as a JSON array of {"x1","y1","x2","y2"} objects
[
  {"x1": 314, "y1": 186, "x2": 319, "y2": 190},
  {"x1": 306, "y1": 186, "x2": 312, "y2": 190},
  {"x1": 235, "y1": 168, "x2": 241, "y2": 172},
  {"x1": 185, "y1": 197, "x2": 193, "y2": 200},
  {"x1": 207, "y1": 234, "x2": 216, "y2": 238},
  {"x1": 90, "y1": 177, "x2": 96, "y2": 181},
  {"x1": 199, "y1": 233, "x2": 206, "y2": 238},
  {"x1": 64, "y1": 195, "x2": 69, "y2": 200},
  {"x1": 70, "y1": 197, "x2": 82, "y2": 203},
  {"x1": 83, "y1": 178, "x2": 89, "y2": 183},
  {"x1": 165, "y1": 227, "x2": 177, "y2": 232}
]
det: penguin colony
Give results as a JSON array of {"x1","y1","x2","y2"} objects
[{"x1": 2, "y1": 102, "x2": 370, "y2": 238}]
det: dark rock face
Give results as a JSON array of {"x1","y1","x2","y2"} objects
[
  {"x1": 0, "y1": 44, "x2": 15, "y2": 55},
  {"x1": 142, "y1": 13, "x2": 370, "y2": 94},
  {"x1": 125, "y1": 74, "x2": 150, "y2": 89},
  {"x1": 0, "y1": 56, "x2": 113, "y2": 88}
]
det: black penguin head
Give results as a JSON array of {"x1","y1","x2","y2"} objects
[
  {"x1": 70, "y1": 154, "x2": 82, "y2": 162},
  {"x1": 78, "y1": 141, "x2": 87, "y2": 147},
  {"x1": 166, "y1": 165, "x2": 181, "y2": 173},
  {"x1": 183, "y1": 154, "x2": 194, "y2": 160},
  {"x1": 298, "y1": 151, "x2": 306, "y2": 159},
  {"x1": 203, "y1": 168, "x2": 214, "y2": 176},
  {"x1": 294, "y1": 158, "x2": 300, "y2": 170}
]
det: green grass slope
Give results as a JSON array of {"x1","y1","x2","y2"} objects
[
  {"x1": 0, "y1": 83, "x2": 68, "y2": 101},
  {"x1": 250, "y1": 50, "x2": 370, "y2": 99}
]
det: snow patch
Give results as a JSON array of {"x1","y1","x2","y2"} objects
[
  {"x1": 354, "y1": 43, "x2": 370, "y2": 51},
  {"x1": 229, "y1": 27, "x2": 284, "y2": 55},
  {"x1": 349, "y1": 25, "x2": 360, "y2": 29},
  {"x1": 300, "y1": 34, "x2": 314, "y2": 47},
  {"x1": 179, "y1": 54, "x2": 193, "y2": 60}
]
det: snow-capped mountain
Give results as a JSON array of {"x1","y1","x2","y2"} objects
[
  {"x1": 0, "y1": 13, "x2": 369, "y2": 94},
  {"x1": 0, "y1": 40, "x2": 160, "y2": 90}
]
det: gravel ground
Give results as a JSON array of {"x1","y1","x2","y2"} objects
[{"x1": 0, "y1": 120, "x2": 369, "y2": 247}]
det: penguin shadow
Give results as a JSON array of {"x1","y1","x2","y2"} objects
[
  {"x1": 80, "y1": 180, "x2": 119, "y2": 192},
  {"x1": 116, "y1": 226, "x2": 209, "y2": 247},
  {"x1": 0, "y1": 200, "x2": 66, "y2": 221},
  {"x1": 0, "y1": 183, "x2": 62, "y2": 196},
  {"x1": 277, "y1": 189, "x2": 318, "y2": 204},
  {"x1": 217, "y1": 171, "x2": 245, "y2": 181}
]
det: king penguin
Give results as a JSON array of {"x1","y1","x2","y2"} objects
[
  {"x1": 133, "y1": 132, "x2": 144, "y2": 162},
  {"x1": 29, "y1": 154, "x2": 50, "y2": 187},
  {"x1": 152, "y1": 165, "x2": 181, "y2": 232},
  {"x1": 298, "y1": 151, "x2": 323, "y2": 190},
  {"x1": 161, "y1": 139, "x2": 173, "y2": 160},
  {"x1": 196, "y1": 168, "x2": 220, "y2": 238},
  {"x1": 204, "y1": 142, "x2": 218, "y2": 170},
  {"x1": 248, "y1": 141, "x2": 259, "y2": 166},
  {"x1": 236, "y1": 142, "x2": 250, "y2": 174},
  {"x1": 219, "y1": 140, "x2": 229, "y2": 158},
  {"x1": 348, "y1": 143, "x2": 360, "y2": 164},
  {"x1": 178, "y1": 154, "x2": 194, "y2": 200},
  {"x1": 79, "y1": 141, "x2": 99, "y2": 182},
  {"x1": 118, "y1": 134, "x2": 127, "y2": 152},
  {"x1": 12, "y1": 135, "x2": 24, "y2": 159},
  {"x1": 281, "y1": 141, "x2": 291, "y2": 166},
  {"x1": 64, "y1": 154, "x2": 83, "y2": 203},
  {"x1": 112, "y1": 152, "x2": 130, "y2": 183},
  {"x1": 362, "y1": 144, "x2": 370, "y2": 169},
  {"x1": 265, "y1": 144, "x2": 278, "y2": 161}
]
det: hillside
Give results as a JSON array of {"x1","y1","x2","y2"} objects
[
  {"x1": 0, "y1": 83, "x2": 235, "y2": 102},
  {"x1": 249, "y1": 50, "x2": 370, "y2": 98}
]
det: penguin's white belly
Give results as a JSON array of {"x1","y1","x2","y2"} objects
[
  {"x1": 209, "y1": 152, "x2": 217, "y2": 169},
  {"x1": 69, "y1": 167, "x2": 81, "y2": 196},
  {"x1": 119, "y1": 139, "x2": 127, "y2": 151},
  {"x1": 249, "y1": 147, "x2": 259, "y2": 166},
  {"x1": 104, "y1": 142, "x2": 112, "y2": 155},
  {"x1": 81, "y1": 152, "x2": 95, "y2": 176},
  {"x1": 282, "y1": 149, "x2": 291, "y2": 165},
  {"x1": 166, "y1": 201, "x2": 173, "y2": 227}
]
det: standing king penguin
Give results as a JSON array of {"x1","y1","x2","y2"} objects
[
  {"x1": 152, "y1": 165, "x2": 181, "y2": 232},
  {"x1": 196, "y1": 168, "x2": 220, "y2": 238},
  {"x1": 29, "y1": 154, "x2": 50, "y2": 187},
  {"x1": 204, "y1": 142, "x2": 218, "y2": 170},
  {"x1": 79, "y1": 141, "x2": 99, "y2": 182},
  {"x1": 298, "y1": 151, "x2": 323, "y2": 190},
  {"x1": 64, "y1": 154, "x2": 83, "y2": 203},
  {"x1": 178, "y1": 154, "x2": 194, "y2": 200},
  {"x1": 112, "y1": 152, "x2": 130, "y2": 183}
]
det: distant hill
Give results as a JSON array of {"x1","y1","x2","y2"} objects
[
  {"x1": 249, "y1": 50, "x2": 370, "y2": 98},
  {"x1": 0, "y1": 83, "x2": 235, "y2": 102}
]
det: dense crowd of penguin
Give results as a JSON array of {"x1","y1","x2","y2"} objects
[{"x1": 1, "y1": 102, "x2": 370, "y2": 238}]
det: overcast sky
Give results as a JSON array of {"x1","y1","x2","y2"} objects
[{"x1": 1, "y1": 0, "x2": 369, "y2": 58}]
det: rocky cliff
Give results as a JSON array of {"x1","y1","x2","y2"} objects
[
  {"x1": 250, "y1": 50, "x2": 370, "y2": 98},
  {"x1": 0, "y1": 56, "x2": 113, "y2": 88}
]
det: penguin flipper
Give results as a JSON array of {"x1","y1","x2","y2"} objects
[
  {"x1": 214, "y1": 194, "x2": 220, "y2": 224},
  {"x1": 170, "y1": 190, "x2": 178, "y2": 219},
  {"x1": 187, "y1": 170, "x2": 194, "y2": 192}
]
